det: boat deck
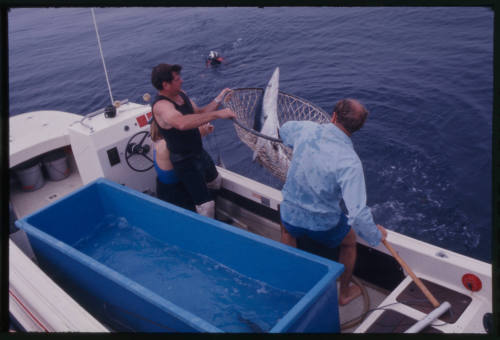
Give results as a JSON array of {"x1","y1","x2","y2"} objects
[
  {"x1": 214, "y1": 197, "x2": 390, "y2": 333},
  {"x1": 10, "y1": 161, "x2": 82, "y2": 220},
  {"x1": 339, "y1": 280, "x2": 388, "y2": 332},
  {"x1": 10, "y1": 162, "x2": 491, "y2": 333},
  {"x1": 11, "y1": 165, "x2": 390, "y2": 333}
]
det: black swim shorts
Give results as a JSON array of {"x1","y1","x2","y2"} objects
[{"x1": 171, "y1": 149, "x2": 218, "y2": 206}]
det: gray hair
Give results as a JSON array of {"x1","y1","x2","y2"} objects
[{"x1": 333, "y1": 98, "x2": 369, "y2": 134}]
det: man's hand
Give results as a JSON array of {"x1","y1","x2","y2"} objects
[
  {"x1": 377, "y1": 224, "x2": 387, "y2": 242},
  {"x1": 215, "y1": 88, "x2": 232, "y2": 104},
  {"x1": 216, "y1": 108, "x2": 236, "y2": 119},
  {"x1": 199, "y1": 123, "x2": 214, "y2": 137}
]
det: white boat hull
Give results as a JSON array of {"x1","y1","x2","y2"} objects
[{"x1": 9, "y1": 103, "x2": 492, "y2": 333}]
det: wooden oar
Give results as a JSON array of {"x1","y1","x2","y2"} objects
[{"x1": 382, "y1": 239, "x2": 440, "y2": 308}]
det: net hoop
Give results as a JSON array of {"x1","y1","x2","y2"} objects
[{"x1": 222, "y1": 88, "x2": 331, "y2": 182}]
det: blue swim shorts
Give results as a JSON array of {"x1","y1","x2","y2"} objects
[{"x1": 282, "y1": 213, "x2": 351, "y2": 248}]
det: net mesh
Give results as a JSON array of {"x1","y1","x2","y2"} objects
[{"x1": 222, "y1": 88, "x2": 331, "y2": 182}]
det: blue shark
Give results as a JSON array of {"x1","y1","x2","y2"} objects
[
  {"x1": 253, "y1": 67, "x2": 281, "y2": 159},
  {"x1": 252, "y1": 67, "x2": 290, "y2": 177}
]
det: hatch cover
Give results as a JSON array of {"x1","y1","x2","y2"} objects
[
  {"x1": 396, "y1": 278, "x2": 471, "y2": 324},
  {"x1": 366, "y1": 310, "x2": 443, "y2": 333}
]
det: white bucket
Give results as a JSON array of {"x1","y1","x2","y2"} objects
[
  {"x1": 43, "y1": 150, "x2": 71, "y2": 181},
  {"x1": 15, "y1": 160, "x2": 45, "y2": 192}
]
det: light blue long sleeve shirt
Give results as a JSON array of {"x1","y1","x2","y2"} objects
[{"x1": 279, "y1": 121, "x2": 382, "y2": 246}]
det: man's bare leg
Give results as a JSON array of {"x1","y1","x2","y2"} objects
[
  {"x1": 278, "y1": 205, "x2": 297, "y2": 248},
  {"x1": 280, "y1": 223, "x2": 297, "y2": 248},
  {"x1": 338, "y1": 228, "x2": 362, "y2": 306}
]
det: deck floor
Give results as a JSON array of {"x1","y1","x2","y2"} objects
[
  {"x1": 215, "y1": 204, "x2": 389, "y2": 333},
  {"x1": 10, "y1": 168, "x2": 82, "y2": 219},
  {"x1": 339, "y1": 280, "x2": 388, "y2": 333}
]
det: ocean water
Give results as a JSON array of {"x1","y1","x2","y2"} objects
[
  {"x1": 72, "y1": 214, "x2": 303, "y2": 332},
  {"x1": 8, "y1": 7, "x2": 493, "y2": 262}
]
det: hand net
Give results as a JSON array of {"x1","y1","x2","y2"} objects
[{"x1": 222, "y1": 88, "x2": 331, "y2": 182}]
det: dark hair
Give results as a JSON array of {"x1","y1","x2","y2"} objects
[
  {"x1": 333, "y1": 98, "x2": 369, "y2": 134},
  {"x1": 151, "y1": 63, "x2": 182, "y2": 90}
]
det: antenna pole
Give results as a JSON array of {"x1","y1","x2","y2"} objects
[{"x1": 91, "y1": 8, "x2": 114, "y2": 106}]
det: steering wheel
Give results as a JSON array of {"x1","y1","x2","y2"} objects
[{"x1": 125, "y1": 130, "x2": 154, "y2": 172}]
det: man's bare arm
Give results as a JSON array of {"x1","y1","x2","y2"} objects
[
  {"x1": 155, "y1": 100, "x2": 235, "y2": 131},
  {"x1": 195, "y1": 88, "x2": 232, "y2": 114}
]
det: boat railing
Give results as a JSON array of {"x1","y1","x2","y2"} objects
[{"x1": 77, "y1": 99, "x2": 129, "y2": 132}]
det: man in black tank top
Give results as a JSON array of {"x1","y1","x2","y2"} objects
[{"x1": 151, "y1": 63, "x2": 236, "y2": 218}]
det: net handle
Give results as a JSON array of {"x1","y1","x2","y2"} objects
[
  {"x1": 231, "y1": 118, "x2": 283, "y2": 143},
  {"x1": 222, "y1": 88, "x2": 284, "y2": 144}
]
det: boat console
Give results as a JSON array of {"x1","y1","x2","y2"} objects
[{"x1": 68, "y1": 102, "x2": 156, "y2": 194}]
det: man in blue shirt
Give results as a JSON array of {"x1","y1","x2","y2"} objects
[{"x1": 279, "y1": 98, "x2": 387, "y2": 306}]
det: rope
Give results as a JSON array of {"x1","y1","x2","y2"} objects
[
  {"x1": 340, "y1": 276, "x2": 371, "y2": 331},
  {"x1": 231, "y1": 118, "x2": 283, "y2": 143},
  {"x1": 91, "y1": 8, "x2": 114, "y2": 106},
  {"x1": 208, "y1": 121, "x2": 225, "y2": 168}
]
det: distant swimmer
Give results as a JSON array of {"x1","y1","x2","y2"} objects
[{"x1": 206, "y1": 50, "x2": 224, "y2": 67}]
